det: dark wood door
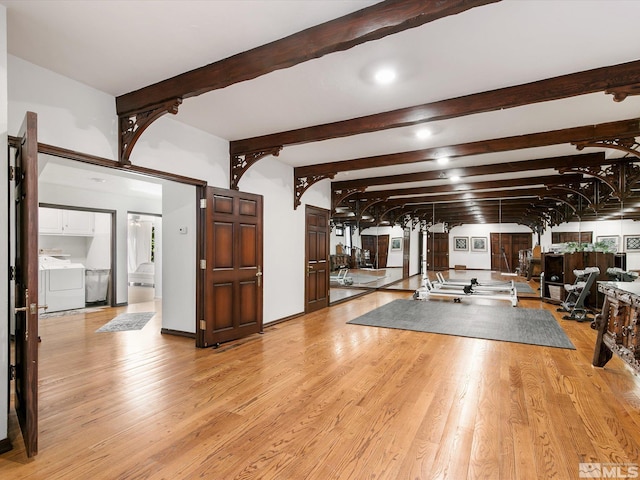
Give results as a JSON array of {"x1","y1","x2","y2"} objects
[
  {"x1": 203, "y1": 187, "x2": 263, "y2": 346},
  {"x1": 305, "y1": 206, "x2": 329, "y2": 313},
  {"x1": 491, "y1": 233, "x2": 532, "y2": 273},
  {"x1": 13, "y1": 111, "x2": 39, "y2": 457},
  {"x1": 429, "y1": 232, "x2": 449, "y2": 270},
  {"x1": 361, "y1": 234, "x2": 390, "y2": 268}
]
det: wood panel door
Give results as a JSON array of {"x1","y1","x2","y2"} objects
[
  {"x1": 360, "y1": 234, "x2": 390, "y2": 268},
  {"x1": 12, "y1": 111, "x2": 39, "y2": 457},
  {"x1": 305, "y1": 206, "x2": 329, "y2": 313},
  {"x1": 203, "y1": 187, "x2": 263, "y2": 347},
  {"x1": 428, "y1": 232, "x2": 449, "y2": 271},
  {"x1": 490, "y1": 233, "x2": 532, "y2": 273}
]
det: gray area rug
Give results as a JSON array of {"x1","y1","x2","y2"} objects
[
  {"x1": 514, "y1": 282, "x2": 535, "y2": 294},
  {"x1": 347, "y1": 299, "x2": 574, "y2": 349},
  {"x1": 96, "y1": 312, "x2": 155, "y2": 333}
]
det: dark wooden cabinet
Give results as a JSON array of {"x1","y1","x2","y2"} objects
[{"x1": 542, "y1": 252, "x2": 614, "y2": 308}]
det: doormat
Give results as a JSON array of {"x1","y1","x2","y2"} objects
[
  {"x1": 347, "y1": 299, "x2": 574, "y2": 349},
  {"x1": 40, "y1": 306, "x2": 106, "y2": 319},
  {"x1": 96, "y1": 312, "x2": 155, "y2": 333}
]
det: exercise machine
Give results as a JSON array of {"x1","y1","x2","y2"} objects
[
  {"x1": 414, "y1": 276, "x2": 518, "y2": 307},
  {"x1": 557, "y1": 267, "x2": 599, "y2": 322},
  {"x1": 606, "y1": 267, "x2": 639, "y2": 282},
  {"x1": 330, "y1": 268, "x2": 353, "y2": 286},
  {"x1": 435, "y1": 272, "x2": 515, "y2": 291}
]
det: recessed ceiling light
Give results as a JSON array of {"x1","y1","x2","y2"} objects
[
  {"x1": 450, "y1": 175, "x2": 460, "y2": 182},
  {"x1": 374, "y1": 68, "x2": 396, "y2": 85},
  {"x1": 415, "y1": 128, "x2": 431, "y2": 140},
  {"x1": 90, "y1": 177, "x2": 106, "y2": 183},
  {"x1": 437, "y1": 157, "x2": 450, "y2": 165}
]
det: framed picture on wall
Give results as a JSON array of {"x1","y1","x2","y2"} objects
[
  {"x1": 596, "y1": 235, "x2": 619, "y2": 252},
  {"x1": 471, "y1": 237, "x2": 487, "y2": 252},
  {"x1": 624, "y1": 235, "x2": 640, "y2": 252},
  {"x1": 454, "y1": 236, "x2": 468, "y2": 251},
  {"x1": 391, "y1": 237, "x2": 402, "y2": 250}
]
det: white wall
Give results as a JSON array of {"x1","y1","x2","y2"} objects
[
  {"x1": 448, "y1": 223, "x2": 533, "y2": 270},
  {"x1": 0, "y1": 4, "x2": 9, "y2": 445}
]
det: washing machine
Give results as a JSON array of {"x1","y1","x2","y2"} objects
[{"x1": 39, "y1": 256, "x2": 86, "y2": 312}]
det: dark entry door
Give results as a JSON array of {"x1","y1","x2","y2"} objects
[
  {"x1": 203, "y1": 187, "x2": 263, "y2": 346},
  {"x1": 13, "y1": 111, "x2": 39, "y2": 457},
  {"x1": 490, "y1": 233, "x2": 532, "y2": 273},
  {"x1": 305, "y1": 205, "x2": 329, "y2": 313},
  {"x1": 429, "y1": 232, "x2": 449, "y2": 270}
]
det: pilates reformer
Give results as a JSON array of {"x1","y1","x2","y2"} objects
[
  {"x1": 414, "y1": 276, "x2": 518, "y2": 307},
  {"x1": 434, "y1": 272, "x2": 515, "y2": 291},
  {"x1": 556, "y1": 266, "x2": 599, "y2": 322},
  {"x1": 329, "y1": 268, "x2": 353, "y2": 286}
]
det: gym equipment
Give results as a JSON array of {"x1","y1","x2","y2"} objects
[
  {"x1": 330, "y1": 268, "x2": 353, "y2": 286},
  {"x1": 606, "y1": 267, "x2": 639, "y2": 282},
  {"x1": 557, "y1": 267, "x2": 599, "y2": 322},
  {"x1": 414, "y1": 276, "x2": 518, "y2": 307},
  {"x1": 435, "y1": 272, "x2": 515, "y2": 291}
]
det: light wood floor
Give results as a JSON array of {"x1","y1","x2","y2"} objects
[{"x1": 2, "y1": 272, "x2": 640, "y2": 479}]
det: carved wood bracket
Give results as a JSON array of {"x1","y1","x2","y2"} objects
[
  {"x1": 294, "y1": 173, "x2": 335, "y2": 209},
  {"x1": 559, "y1": 160, "x2": 640, "y2": 201},
  {"x1": 573, "y1": 137, "x2": 640, "y2": 159},
  {"x1": 605, "y1": 83, "x2": 640, "y2": 102},
  {"x1": 119, "y1": 98, "x2": 182, "y2": 165},
  {"x1": 331, "y1": 187, "x2": 366, "y2": 212},
  {"x1": 359, "y1": 195, "x2": 390, "y2": 218},
  {"x1": 230, "y1": 146, "x2": 283, "y2": 190}
]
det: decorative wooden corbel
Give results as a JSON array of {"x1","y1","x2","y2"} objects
[
  {"x1": 119, "y1": 98, "x2": 182, "y2": 166},
  {"x1": 230, "y1": 146, "x2": 283, "y2": 190},
  {"x1": 546, "y1": 181, "x2": 593, "y2": 205},
  {"x1": 560, "y1": 160, "x2": 640, "y2": 201},
  {"x1": 573, "y1": 137, "x2": 640, "y2": 159},
  {"x1": 331, "y1": 187, "x2": 366, "y2": 212},
  {"x1": 359, "y1": 195, "x2": 390, "y2": 218},
  {"x1": 605, "y1": 83, "x2": 640, "y2": 102},
  {"x1": 293, "y1": 173, "x2": 335, "y2": 209}
]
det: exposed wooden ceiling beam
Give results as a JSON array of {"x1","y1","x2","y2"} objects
[
  {"x1": 333, "y1": 152, "x2": 605, "y2": 189},
  {"x1": 116, "y1": 0, "x2": 498, "y2": 116},
  {"x1": 231, "y1": 59, "x2": 640, "y2": 155},
  {"x1": 297, "y1": 118, "x2": 640, "y2": 178},
  {"x1": 342, "y1": 174, "x2": 584, "y2": 203}
]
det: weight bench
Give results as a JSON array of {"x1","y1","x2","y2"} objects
[{"x1": 557, "y1": 266, "x2": 599, "y2": 322}]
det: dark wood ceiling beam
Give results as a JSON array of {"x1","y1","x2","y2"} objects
[
  {"x1": 231, "y1": 59, "x2": 640, "y2": 155},
  {"x1": 116, "y1": 0, "x2": 498, "y2": 116},
  {"x1": 342, "y1": 174, "x2": 584, "y2": 203},
  {"x1": 333, "y1": 152, "x2": 605, "y2": 189},
  {"x1": 298, "y1": 118, "x2": 640, "y2": 178}
]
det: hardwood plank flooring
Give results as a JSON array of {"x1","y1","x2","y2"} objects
[{"x1": 2, "y1": 272, "x2": 640, "y2": 479}]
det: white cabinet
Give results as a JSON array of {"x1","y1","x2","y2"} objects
[
  {"x1": 62, "y1": 210, "x2": 95, "y2": 235},
  {"x1": 39, "y1": 207, "x2": 95, "y2": 236},
  {"x1": 39, "y1": 207, "x2": 64, "y2": 234}
]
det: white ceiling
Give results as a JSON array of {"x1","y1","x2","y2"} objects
[{"x1": 3, "y1": 0, "x2": 640, "y2": 192}]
